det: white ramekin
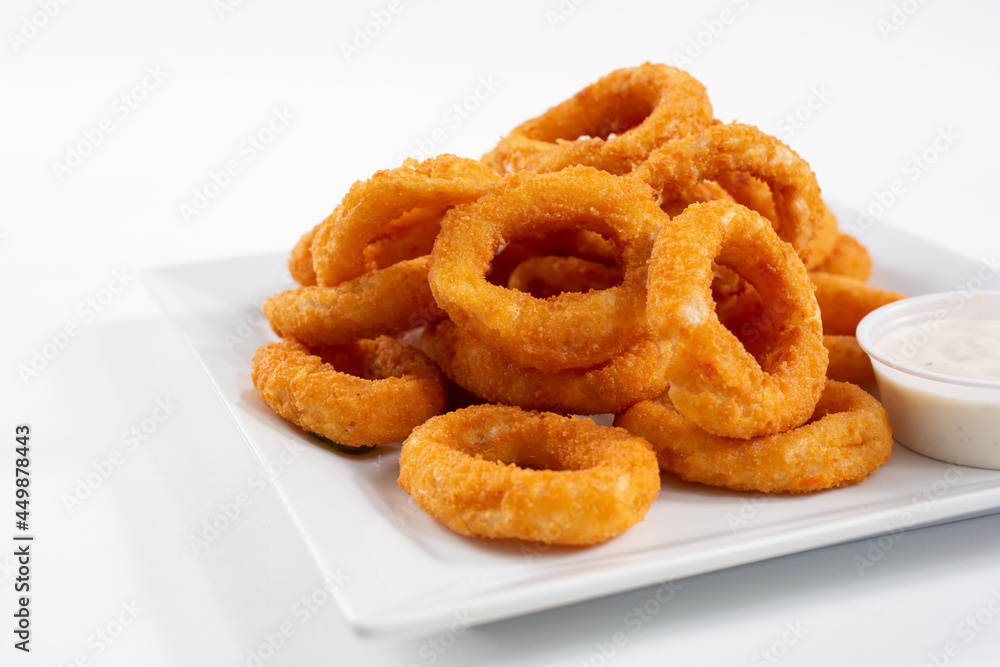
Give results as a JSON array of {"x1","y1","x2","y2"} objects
[{"x1": 856, "y1": 291, "x2": 1000, "y2": 470}]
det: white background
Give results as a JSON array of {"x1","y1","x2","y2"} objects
[{"x1": 4, "y1": 0, "x2": 1000, "y2": 665}]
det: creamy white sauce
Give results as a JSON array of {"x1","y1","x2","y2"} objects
[
  {"x1": 876, "y1": 317, "x2": 1000, "y2": 381},
  {"x1": 875, "y1": 374, "x2": 1000, "y2": 468},
  {"x1": 869, "y1": 316, "x2": 1000, "y2": 469}
]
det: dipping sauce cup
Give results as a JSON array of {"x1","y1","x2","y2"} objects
[{"x1": 857, "y1": 291, "x2": 1000, "y2": 470}]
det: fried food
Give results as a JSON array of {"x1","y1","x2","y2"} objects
[
  {"x1": 811, "y1": 203, "x2": 843, "y2": 269},
  {"x1": 507, "y1": 255, "x2": 621, "y2": 298},
  {"x1": 481, "y1": 63, "x2": 713, "y2": 175},
  {"x1": 505, "y1": 228, "x2": 618, "y2": 264},
  {"x1": 647, "y1": 200, "x2": 828, "y2": 439},
  {"x1": 809, "y1": 271, "x2": 905, "y2": 335},
  {"x1": 430, "y1": 320, "x2": 668, "y2": 415},
  {"x1": 429, "y1": 166, "x2": 666, "y2": 372},
  {"x1": 289, "y1": 224, "x2": 320, "y2": 286},
  {"x1": 659, "y1": 179, "x2": 737, "y2": 217},
  {"x1": 251, "y1": 337, "x2": 447, "y2": 448},
  {"x1": 255, "y1": 63, "x2": 902, "y2": 549},
  {"x1": 397, "y1": 405, "x2": 660, "y2": 545},
  {"x1": 263, "y1": 256, "x2": 445, "y2": 347},
  {"x1": 362, "y1": 206, "x2": 447, "y2": 271},
  {"x1": 814, "y1": 232, "x2": 873, "y2": 281},
  {"x1": 633, "y1": 123, "x2": 833, "y2": 267},
  {"x1": 824, "y1": 335, "x2": 876, "y2": 386},
  {"x1": 614, "y1": 380, "x2": 893, "y2": 493},
  {"x1": 289, "y1": 205, "x2": 446, "y2": 287},
  {"x1": 485, "y1": 228, "x2": 617, "y2": 287},
  {"x1": 311, "y1": 155, "x2": 498, "y2": 287},
  {"x1": 715, "y1": 171, "x2": 778, "y2": 223}
]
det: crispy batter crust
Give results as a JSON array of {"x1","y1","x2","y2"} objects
[
  {"x1": 615, "y1": 381, "x2": 893, "y2": 493},
  {"x1": 813, "y1": 232, "x2": 873, "y2": 281},
  {"x1": 823, "y1": 335, "x2": 875, "y2": 386},
  {"x1": 362, "y1": 206, "x2": 447, "y2": 271},
  {"x1": 289, "y1": 206, "x2": 447, "y2": 287},
  {"x1": 430, "y1": 166, "x2": 666, "y2": 372},
  {"x1": 482, "y1": 63, "x2": 713, "y2": 175},
  {"x1": 647, "y1": 200, "x2": 828, "y2": 439},
  {"x1": 809, "y1": 271, "x2": 904, "y2": 335},
  {"x1": 485, "y1": 228, "x2": 618, "y2": 288},
  {"x1": 660, "y1": 179, "x2": 737, "y2": 217},
  {"x1": 311, "y1": 154, "x2": 498, "y2": 287},
  {"x1": 431, "y1": 320, "x2": 669, "y2": 415},
  {"x1": 289, "y1": 224, "x2": 320, "y2": 286},
  {"x1": 633, "y1": 123, "x2": 832, "y2": 267},
  {"x1": 398, "y1": 405, "x2": 660, "y2": 545},
  {"x1": 507, "y1": 255, "x2": 621, "y2": 298},
  {"x1": 264, "y1": 257, "x2": 445, "y2": 347},
  {"x1": 251, "y1": 337, "x2": 447, "y2": 447}
]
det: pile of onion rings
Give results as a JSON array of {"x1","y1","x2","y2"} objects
[{"x1": 251, "y1": 63, "x2": 900, "y2": 546}]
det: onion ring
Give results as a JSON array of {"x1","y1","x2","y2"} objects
[
  {"x1": 506, "y1": 228, "x2": 618, "y2": 264},
  {"x1": 712, "y1": 273, "x2": 876, "y2": 387},
  {"x1": 289, "y1": 225, "x2": 320, "y2": 287},
  {"x1": 809, "y1": 271, "x2": 905, "y2": 335},
  {"x1": 311, "y1": 155, "x2": 497, "y2": 287},
  {"x1": 481, "y1": 63, "x2": 713, "y2": 175},
  {"x1": 430, "y1": 166, "x2": 665, "y2": 372},
  {"x1": 430, "y1": 320, "x2": 669, "y2": 415},
  {"x1": 397, "y1": 404, "x2": 660, "y2": 545},
  {"x1": 633, "y1": 123, "x2": 831, "y2": 266},
  {"x1": 288, "y1": 205, "x2": 446, "y2": 287},
  {"x1": 715, "y1": 171, "x2": 778, "y2": 223},
  {"x1": 362, "y1": 206, "x2": 447, "y2": 271},
  {"x1": 252, "y1": 337, "x2": 447, "y2": 448},
  {"x1": 614, "y1": 380, "x2": 893, "y2": 493},
  {"x1": 714, "y1": 173, "x2": 839, "y2": 268},
  {"x1": 713, "y1": 274, "x2": 875, "y2": 385},
  {"x1": 811, "y1": 202, "x2": 842, "y2": 269},
  {"x1": 813, "y1": 233, "x2": 873, "y2": 281},
  {"x1": 263, "y1": 256, "x2": 445, "y2": 347},
  {"x1": 647, "y1": 199, "x2": 827, "y2": 439},
  {"x1": 486, "y1": 228, "x2": 617, "y2": 287},
  {"x1": 659, "y1": 179, "x2": 736, "y2": 218},
  {"x1": 507, "y1": 255, "x2": 621, "y2": 298},
  {"x1": 824, "y1": 335, "x2": 875, "y2": 386}
]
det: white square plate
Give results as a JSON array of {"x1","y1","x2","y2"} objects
[{"x1": 144, "y1": 211, "x2": 1000, "y2": 638}]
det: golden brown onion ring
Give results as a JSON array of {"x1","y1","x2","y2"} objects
[
  {"x1": 824, "y1": 335, "x2": 876, "y2": 386},
  {"x1": 507, "y1": 255, "x2": 621, "y2": 298},
  {"x1": 397, "y1": 405, "x2": 660, "y2": 545},
  {"x1": 633, "y1": 123, "x2": 831, "y2": 267},
  {"x1": 252, "y1": 337, "x2": 447, "y2": 448},
  {"x1": 289, "y1": 224, "x2": 320, "y2": 287},
  {"x1": 659, "y1": 179, "x2": 737, "y2": 218},
  {"x1": 482, "y1": 63, "x2": 712, "y2": 175},
  {"x1": 809, "y1": 271, "x2": 904, "y2": 335},
  {"x1": 485, "y1": 228, "x2": 618, "y2": 287},
  {"x1": 615, "y1": 380, "x2": 892, "y2": 493},
  {"x1": 264, "y1": 257, "x2": 445, "y2": 347},
  {"x1": 288, "y1": 205, "x2": 447, "y2": 287},
  {"x1": 430, "y1": 320, "x2": 668, "y2": 415},
  {"x1": 647, "y1": 200, "x2": 827, "y2": 439},
  {"x1": 430, "y1": 166, "x2": 666, "y2": 372},
  {"x1": 813, "y1": 233, "x2": 873, "y2": 281},
  {"x1": 362, "y1": 206, "x2": 447, "y2": 272},
  {"x1": 715, "y1": 171, "x2": 778, "y2": 223},
  {"x1": 311, "y1": 155, "x2": 497, "y2": 287}
]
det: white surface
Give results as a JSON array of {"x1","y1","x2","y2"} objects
[
  {"x1": 143, "y1": 221, "x2": 1000, "y2": 638},
  {"x1": 4, "y1": 1, "x2": 1000, "y2": 665}
]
